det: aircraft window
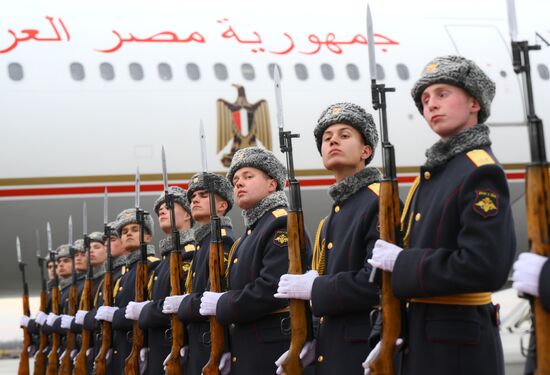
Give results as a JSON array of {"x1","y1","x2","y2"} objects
[
  {"x1": 214, "y1": 63, "x2": 228, "y2": 80},
  {"x1": 376, "y1": 64, "x2": 385, "y2": 80},
  {"x1": 70, "y1": 62, "x2": 86, "y2": 81},
  {"x1": 186, "y1": 63, "x2": 200, "y2": 81},
  {"x1": 129, "y1": 63, "x2": 144, "y2": 81},
  {"x1": 268, "y1": 63, "x2": 282, "y2": 79},
  {"x1": 396, "y1": 64, "x2": 410, "y2": 80},
  {"x1": 158, "y1": 63, "x2": 173, "y2": 81},
  {"x1": 346, "y1": 64, "x2": 360, "y2": 81},
  {"x1": 241, "y1": 63, "x2": 255, "y2": 80},
  {"x1": 8, "y1": 63, "x2": 24, "y2": 81},
  {"x1": 100, "y1": 63, "x2": 115, "y2": 81},
  {"x1": 538, "y1": 64, "x2": 550, "y2": 80},
  {"x1": 295, "y1": 63, "x2": 308, "y2": 80},
  {"x1": 321, "y1": 64, "x2": 334, "y2": 80},
  {"x1": 499, "y1": 70, "x2": 507, "y2": 78}
]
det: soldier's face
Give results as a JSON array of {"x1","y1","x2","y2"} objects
[
  {"x1": 232, "y1": 167, "x2": 277, "y2": 210},
  {"x1": 321, "y1": 124, "x2": 371, "y2": 173},
  {"x1": 56, "y1": 257, "x2": 72, "y2": 277},
  {"x1": 121, "y1": 223, "x2": 152, "y2": 251},
  {"x1": 75, "y1": 251, "x2": 87, "y2": 272},
  {"x1": 47, "y1": 262, "x2": 55, "y2": 280},
  {"x1": 421, "y1": 84, "x2": 480, "y2": 140},
  {"x1": 105, "y1": 237, "x2": 125, "y2": 258},
  {"x1": 90, "y1": 242, "x2": 107, "y2": 266},
  {"x1": 191, "y1": 190, "x2": 229, "y2": 224},
  {"x1": 158, "y1": 202, "x2": 191, "y2": 234}
]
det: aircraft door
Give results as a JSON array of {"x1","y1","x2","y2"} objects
[{"x1": 445, "y1": 25, "x2": 525, "y2": 126}]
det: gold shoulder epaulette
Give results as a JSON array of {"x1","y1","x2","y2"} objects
[
  {"x1": 184, "y1": 244, "x2": 196, "y2": 252},
  {"x1": 466, "y1": 149, "x2": 495, "y2": 167},
  {"x1": 368, "y1": 182, "x2": 381, "y2": 196},
  {"x1": 272, "y1": 208, "x2": 288, "y2": 218},
  {"x1": 221, "y1": 228, "x2": 227, "y2": 237},
  {"x1": 147, "y1": 256, "x2": 160, "y2": 262}
]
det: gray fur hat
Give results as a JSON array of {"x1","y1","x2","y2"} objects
[
  {"x1": 153, "y1": 186, "x2": 191, "y2": 216},
  {"x1": 187, "y1": 172, "x2": 234, "y2": 212},
  {"x1": 226, "y1": 147, "x2": 287, "y2": 191},
  {"x1": 89, "y1": 231, "x2": 104, "y2": 244},
  {"x1": 411, "y1": 55, "x2": 496, "y2": 123},
  {"x1": 73, "y1": 239, "x2": 85, "y2": 253},
  {"x1": 55, "y1": 244, "x2": 71, "y2": 260},
  {"x1": 314, "y1": 102, "x2": 379, "y2": 164},
  {"x1": 105, "y1": 221, "x2": 119, "y2": 239},
  {"x1": 115, "y1": 208, "x2": 154, "y2": 236}
]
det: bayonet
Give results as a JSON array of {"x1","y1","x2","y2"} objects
[
  {"x1": 103, "y1": 187, "x2": 109, "y2": 225},
  {"x1": 68, "y1": 216, "x2": 73, "y2": 246},
  {"x1": 135, "y1": 167, "x2": 141, "y2": 209},
  {"x1": 200, "y1": 121, "x2": 208, "y2": 173},
  {"x1": 162, "y1": 146, "x2": 170, "y2": 192},
  {"x1": 273, "y1": 67, "x2": 284, "y2": 130},
  {"x1": 367, "y1": 5, "x2": 377, "y2": 81},
  {"x1": 17, "y1": 236, "x2": 23, "y2": 264},
  {"x1": 506, "y1": 0, "x2": 519, "y2": 42},
  {"x1": 83, "y1": 202, "x2": 88, "y2": 236}
]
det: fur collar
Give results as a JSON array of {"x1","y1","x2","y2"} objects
[
  {"x1": 93, "y1": 264, "x2": 106, "y2": 279},
  {"x1": 158, "y1": 229, "x2": 195, "y2": 255},
  {"x1": 242, "y1": 191, "x2": 288, "y2": 227},
  {"x1": 126, "y1": 245, "x2": 156, "y2": 265},
  {"x1": 194, "y1": 216, "x2": 233, "y2": 243},
  {"x1": 328, "y1": 167, "x2": 382, "y2": 204},
  {"x1": 59, "y1": 276, "x2": 72, "y2": 290},
  {"x1": 425, "y1": 124, "x2": 491, "y2": 168},
  {"x1": 112, "y1": 255, "x2": 127, "y2": 269}
]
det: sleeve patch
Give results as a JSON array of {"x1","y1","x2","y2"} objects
[
  {"x1": 273, "y1": 230, "x2": 289, "y2": 247},
  {"x1": 473, "y1": 190, "x2": 499, "y2": 218}
]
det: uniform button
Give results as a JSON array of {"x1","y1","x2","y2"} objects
[
  {"x1": 193, "y1": 272, "x2": 196, "y2": 277},
  {"x1": 334, "y1": 206, "x2": 340, "y2": 213},
  {"x1": 114, "y1": 350, "x2": 118, "y2": 354},
  {"x1": 196, "y1": 245, "x2": 200, "y2": 250},
  {"x1": 247, "y1": 229, "x2": 252, "y2": 235},
  {"x1": 424, "y1": 171, "x2": 431, "y2": 180},
  {"x1": 99, "y1": 292, "x2": 102, "y2": 296},
  {"x1": 233, "y1": 258, "x2": 238, "y2": 264},
  {"x1": 154, "y1": 276, "x2": 158, "y2": 281},
  {"x1": 230, "y1": 323, "x2": 235, "y2": 329},
  {"x1": 119, "y1": 287, "x2": 123, "y2": 291},
  {"x1": 317, "y1": 355, "x2": 324, "y2": 363},
  {"x1": 327, "y1": 242, "x2": 333, "y2": 250},
  {"x1": 415, "y1": 213, "x2": 422, "y2": 222},
  {"x1": 232, "y1": 356, "x2": 237, "y2": 363},
  {"x1": 320, "y1": 317, "x2": 324, "y2": 325}
]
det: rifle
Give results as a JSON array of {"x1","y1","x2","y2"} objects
[
  {"x1": 273, "y1": 66, "x2": 311, "y2": 375},
  {"x1": 59, "y1": 217, "x2": 78, "y2": 375},
  {"x1": 34, "y1": 230, "x2": 49, "y2": 375},
  {"x1": 199, "y1": 126, "x2": 228, "y2": 375},
  {"x1": 124, "y1": 169, "x2": 149, "y2": 375},
  {"x1": 161, "y1": 147, "x2": 185, "y2": 375},
  {"x1": 46, "y1": 222, "x2": 61, "y2": 375},
  {"x1": 74, "y1": 202, "x2": 93, "y2": 375},
  {"x1": 94, "y1": 188, "x2": 113, "y2": 375},
  {"x1": 507, "y1": 1, "x2": 550, "y2": 372},
  {"x1": 366, "y1": 6, "x2": 402, "y2": 375},
  {"x1": 17, "y1": 237, "x2": 31, "y2": 375}
]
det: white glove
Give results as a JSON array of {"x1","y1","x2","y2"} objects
[
  {"x1": 162, "y1": 346, "x2": 188, "y2": 372},
  {"x1": 274, "y1": 270, "x2": 319, "y2": 300},
  {"x1": 60, "y1": 315, "x2": 74, "y2": 329},
  {"x1": 139, "y1": 347, "x2": 149, "y2": 375},
  {"x1": 200, "y1": 291, "x2": 225, "y2": 316},
  {"x1": 125, "y1": 301, "x2": 150, "y2": 321},
  {"x1": 512, "y1": 252, "x2": 548, "y2": 297},
  {"x1": 162, "y1": 294, "x2": 188, "y2": 314},
  {"x1": 180, "y1": 346, "x2": 188, "y2": 359},
  {"x1": 20, "y1": 315, "x2": 30, "y2": 328},
  {"x1": 95, "y1": 306, "x2": 119, "y2": 322},
  {"x1": 219, "y1": 352, "x2": 231, "y2": 375},
  {"x1": 35, "y1": 311, "x2": 48, "y2": 326},
  {"x1": 275, "y1": 340, "x2": 316, "y2": 374},
  {"x1": 46, "y1": 313, "x2": 59, "y2": 326},
  {"x1": 75, "y1": 310, "x2": 88, "y2": 325},
  {"x1": 362, "y1": 338, "x2": 404, "y2": 375},
  {"x1": 368, "y1": 240, "x2": 403, "y2": 272}
]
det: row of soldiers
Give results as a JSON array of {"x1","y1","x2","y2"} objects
[{"x1": 18, "y1": 55, "x2": 550, "y2": 375}]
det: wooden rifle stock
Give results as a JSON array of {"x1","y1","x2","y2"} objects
[
  {"x1": 46, "y1": 287, "x2": 60, "y2": 375},
  {"x1": 123, "y1": 261, "x2": 148, "y2": 375},
  {"x1": 59, "y1": 283, "x2": 78, "y2": 375},
  {"x1": 18, "y1": 293, "x2": 31, "y2": 375},
  {"x1": 73, "y1": 277, "x2": 93, "y2": 375},
  {"x1": 202, "y1": 240, "x2": 226, "y2": 375},
  {"x1": 281, "y1": 210, "x2": 308, "y2": 375},
  {"x1": 164, "y1": 250, "x2": 185, "y2": 375},
  {"x1": 526, "y1": 164, "x2": 550, "y2": 374},
  {"x1": 34, "y1": 289, "x2": 49, "y2": 375},
  {"x1": 93, "y1": 271, "x2": 113, "y2": 375},
  {"x1": 369, "y1": 180, "x2": 402, "y2": 375}
]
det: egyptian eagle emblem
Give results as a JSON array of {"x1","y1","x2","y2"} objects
[{"x1": 217, "y1": 84, "x2": 272, "y2": 167}]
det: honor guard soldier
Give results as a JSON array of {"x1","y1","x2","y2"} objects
[
  {"x1": 366, "y1": 55, "x2": 516, "y2": 375},
  {"x1": 95, "y1": 209, "x2": 159, "y2": 375},
  {"x1": 198, "y1": 146, "x2": 300, "y2": 375},
  {"x1": 162, "y1": 172, "x2": 235, "y2": 373},
  {"x1": 127, "y1": 186, "x2": 195, "y2": 374},
  {"x1": 275, "y1": 103, "x2": 382, "y2": 374}
]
